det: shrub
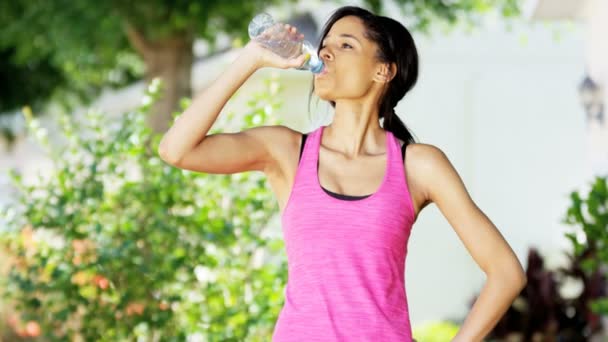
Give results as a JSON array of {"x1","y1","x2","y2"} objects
[{"x1": 0, "y1": 75, "x2": 289, "y2": 341}]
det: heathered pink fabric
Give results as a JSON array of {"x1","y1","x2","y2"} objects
[{"x1": 273, "y1": 125, "x2": 417, "y2": 341}]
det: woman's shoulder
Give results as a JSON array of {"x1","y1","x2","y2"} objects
[
  {"x1": 405, "y1": 143, "x2": 465, "y2": 203},
  {"x1": 252, "y1": 124, "x2": 304, "y2": 148},
  {"x1": 405, "y1": 143, "x2": 447, "y2": 164},
  {"x1": 402, "y1": 142, "x2": 453, "y2": 197},
  {"x1": 258, "y1": 124, "x2": 305, "y2": 175},
  {"x1": 403, "y1": 142, "x2": 453, "y2": 177}
]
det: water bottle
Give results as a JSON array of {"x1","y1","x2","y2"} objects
[{"x1": 248, "y1": 13, "x2": 324, "y2": 74}]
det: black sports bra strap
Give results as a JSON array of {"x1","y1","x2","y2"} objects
[{"x1": 299, "y1": 133, "x2": 308, "y2": 163}]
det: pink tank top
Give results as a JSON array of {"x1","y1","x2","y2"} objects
[{"x1": 273, "y1": 125, "x2": 417, "y2": 341}]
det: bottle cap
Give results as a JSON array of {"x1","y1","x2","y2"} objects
[
  {"x1": 309, "y1": 60, "x2": 324, "y2": 74},
  {"x1": 300, "y1": 40, "x2": 324, "y2": 74}
]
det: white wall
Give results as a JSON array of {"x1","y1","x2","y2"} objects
[
  {"x1": 402, "y1": 18, "x2": 586, "y2": 323},
  {"x1": 582, "y1": 0, "x2": 608, "y2": 176}
]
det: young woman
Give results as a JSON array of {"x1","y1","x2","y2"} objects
[{"x1": 158, "y1": 5, "x2": 527, "y2": 342}]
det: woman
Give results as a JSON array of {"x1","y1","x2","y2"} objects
[{"x1": 158, "y1": 5, "x2": 527, "y2": 342}]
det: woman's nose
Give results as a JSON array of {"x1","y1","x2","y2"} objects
[{"x1": 320, "y1": 49, "x2": 333, "y2": 62}]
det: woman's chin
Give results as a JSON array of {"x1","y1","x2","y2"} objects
[{"x1": 314, "y1": 90, "x2": 334, "y2": 101}]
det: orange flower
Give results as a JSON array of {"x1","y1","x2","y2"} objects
[
  {"x1": 71, "y1": 239, "x2": 97, "y2": 265},
  {"x1": 158, "y1": 301, "x2": 170, "y2": 311},
  {"x1": 25, "y1": 321, "x2": 41, "y2": 337},
  {"x1": 126, "y1": 302, "x2": 145, "y2": 316},
  {"x1": 93, "y1": 275, "x2": 110, "y2": 290}
]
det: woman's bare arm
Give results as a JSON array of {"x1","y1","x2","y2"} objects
[
  {"x1": 158, "y1": 29, "x2": 308, "y2": 175},
  {"x1": 410, "y1": 143, "x2": 527, "y2": 342},
  {"x1": 157, "y1": 46, "x2": 260, "y2": 167}
]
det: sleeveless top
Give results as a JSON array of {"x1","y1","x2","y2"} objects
[{"x1": 273, "y1": 125, "x2": 417, "y2": 341}]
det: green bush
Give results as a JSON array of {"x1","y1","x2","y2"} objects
[
  {"x1": 0, "y1": 75, "x2": 289, "y2": 341},
  {"x1": 563, "y1": 175, "x2": 608, "y2": 316}
]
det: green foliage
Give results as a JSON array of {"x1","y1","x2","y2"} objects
[
  {"x1": 0, "y1": 2, "x2": 140, "y2": 114},
  {"x1": 563, "y1": 176, "x2": 608, "y2": 315},
  {"x1": 0, "y1": 0, "x2": 293, "y2": 117},
  {"x1": 0, "y1": 74, "x2": 289, "y2": 341},
  {"x1": 0, "y1": 47, "x2": 66, "y2": 116},
  {"x1": 385, "y1": 0, "x2": 522, "y2": 34}
]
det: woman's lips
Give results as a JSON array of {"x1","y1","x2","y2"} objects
[{"x1": 317, "y1": 68, "x2": 330, "y2": 77}]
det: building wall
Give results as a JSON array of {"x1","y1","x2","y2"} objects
[
  {"x1": 582, "y1": 0, "x2": 608, "y2": 176},
  {"x1": 402, "y1": 18, "x2": 585, "y2": 323}
]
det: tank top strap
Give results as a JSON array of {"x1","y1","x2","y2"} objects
[
  {"x1": 309, "y1": 125, "x2": 324, "y2": 168},
  {"x1": 385, "y1": 129, "x2": 403, "y2": 181},
  {"x1": 291, "y1": 126, "x2": 323, "y2": 191}
]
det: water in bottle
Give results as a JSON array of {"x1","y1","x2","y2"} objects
[{"x1": 248, "y1": 12, "x2": 324, "y2": 74}]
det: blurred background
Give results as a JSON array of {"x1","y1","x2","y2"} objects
[{"x1": 1, "y1": 0, "x2": 607, "y2": 341}]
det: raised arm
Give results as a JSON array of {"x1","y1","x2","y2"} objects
[
  {"x1": 157, "y1": 45, "x2": 260, "y2": 167},
  {"x1": 157, "y1": 25, "x2": 308, "y2": 174}
]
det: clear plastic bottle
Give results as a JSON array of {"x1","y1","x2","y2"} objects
[{"x1": 248, "y1": 12, "x2": 324, "y2": 74}]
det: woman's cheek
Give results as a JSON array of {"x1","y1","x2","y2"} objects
[{"x1": 340, "y1": 74, "x2": 369, "y2": 97}]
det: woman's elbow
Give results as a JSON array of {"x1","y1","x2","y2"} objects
[
  {"x1": 489, "y1": 261, "x2": 527, "y2": 289},
  {"x1": 505, "y1": 264, "x2": 527, "y2": 290},
  {"x1": 158, "y1": 140, "x2": 181, "y2": 165},
  {"x1": 516, "y1": 268, "x2": 527, "y2": 289}
]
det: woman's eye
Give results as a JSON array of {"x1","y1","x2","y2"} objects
[{"x1": 320, "y1": 43, "x2": 352, "y2": 49}]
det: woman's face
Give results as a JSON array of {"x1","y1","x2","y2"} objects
[{"x1": 314, "y1": 16, "x2": 381, "y2": 102}]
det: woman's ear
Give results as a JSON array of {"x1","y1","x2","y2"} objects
[
  {"x1": 374, "y1": 62, "x2": 397, "y2": 83},
  {"x1": 386, "y1": 62, "x2": 397, "y2": 82}
]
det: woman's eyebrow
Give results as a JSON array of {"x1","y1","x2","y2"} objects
[{"x1": 322, "y1": 33, "x2": 361, "y2": 44}]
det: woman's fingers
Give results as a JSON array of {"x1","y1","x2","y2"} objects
[{"x1": 291, "y1": 53, "x2": 309, "y2": 68}]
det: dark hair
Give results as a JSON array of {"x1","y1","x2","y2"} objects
[{"x1": 307, "y1": 5, "x2": 419, "y2": 146}]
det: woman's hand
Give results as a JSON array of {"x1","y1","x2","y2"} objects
[{"x1": 242, "y1": 23, "x2": 310, "y2": 70}]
